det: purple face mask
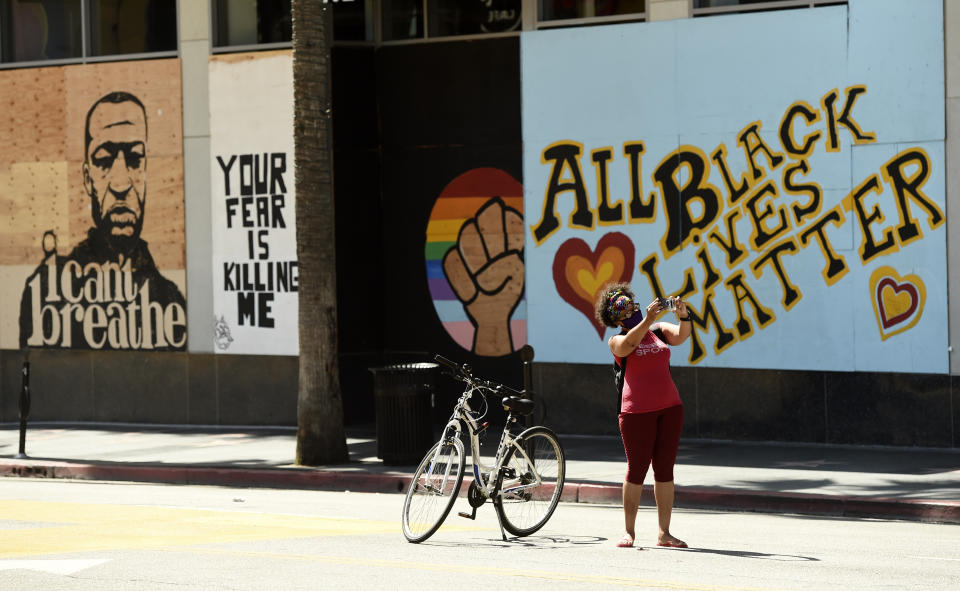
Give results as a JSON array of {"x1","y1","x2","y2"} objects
[{"x1": 621, "y1": 306, "x2": 643, "y2": 330}]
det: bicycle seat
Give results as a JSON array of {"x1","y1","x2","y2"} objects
[{"x1": 501, "y1": 396, "x2": 535, "y2": 416}]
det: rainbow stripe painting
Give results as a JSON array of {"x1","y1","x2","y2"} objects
[{"x1": 425, "y1": 168, "x2": 526, "y2": 356}]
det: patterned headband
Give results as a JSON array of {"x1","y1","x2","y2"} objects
[{"x1": 606, "y1": 290, "x2": 635, "y2": 321}]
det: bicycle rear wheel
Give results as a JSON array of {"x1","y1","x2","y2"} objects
[
  {"x1": 402, "y1": 437, "x2": 465, "y2": 543},
  {"x1": 494, "y1": 426, "x2": 565, "y2": 537}
]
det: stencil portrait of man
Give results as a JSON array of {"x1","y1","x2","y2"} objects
[{"x1": 19, "y1": 91, "x2": 187, "y2": 351}]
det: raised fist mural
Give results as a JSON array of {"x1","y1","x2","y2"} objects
[
  {"x1": 425, "y1": 168, "x2": 525, "y2": 357},
  {"x1": 444, "y1": 197, "x2": 524, "y2": 356}
]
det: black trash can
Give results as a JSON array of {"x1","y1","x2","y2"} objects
[{"x1": 369, "y1": 362, "x2": 438, "y2": 465}]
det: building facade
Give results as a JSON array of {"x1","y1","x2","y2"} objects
[{"x1": 1, "y1": 0, "x2": 958, "y2": 447}]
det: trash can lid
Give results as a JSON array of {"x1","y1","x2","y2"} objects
[{"x1": 370, "y1": 362, "x2": 440, "y2": 372}]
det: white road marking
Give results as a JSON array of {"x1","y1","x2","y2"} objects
[{"x1": 0, "y1": 558, "x2": 110, "y2": 575}]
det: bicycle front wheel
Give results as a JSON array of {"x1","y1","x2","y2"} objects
[
  {"x1": 401, "y1": 437, "x2": 465, "y2": 543},
  {"x1": 494, "y1": 426, "x2": 565, "y2": 537}
]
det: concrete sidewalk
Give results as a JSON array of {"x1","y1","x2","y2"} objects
[{"x1": 1, "y1": 423, "x2": 959, "y2": 524}]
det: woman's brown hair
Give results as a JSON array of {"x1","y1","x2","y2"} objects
[{"x1": 594, "y1": 282, "x2": 635, "y2": 328}]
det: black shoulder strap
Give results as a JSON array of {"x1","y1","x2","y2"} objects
[
  {"x1": 653, "y1": 326, "x2": 665, "y2": 342},
  {"x1": 614, "y1": 329, "x2": 628, "y2": 413},
  {"x1": 615, "y1": 355, "x2": 626, "y2": 414}
]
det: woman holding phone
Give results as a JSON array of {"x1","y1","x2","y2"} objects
[{"x1": 594, "y1": 283, "x2": 692, "y2": 549}]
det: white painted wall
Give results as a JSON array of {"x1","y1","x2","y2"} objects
[{"x1": 208, "y1": 52, "x2": 298, "y2": 356}]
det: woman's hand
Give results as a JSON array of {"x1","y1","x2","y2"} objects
[
  {"x1": 659, "y1": 297, "x2": 692, "y2": 346},
  {"x1": 646, "y1": 298, "x2": 664, "y2": 319},
  {"x1": 674, "y1": 298, "x2": 688, "y2": 319}
]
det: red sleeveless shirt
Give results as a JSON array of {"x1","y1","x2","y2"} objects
[{"x1": 614, "y1": 323, "x2": 681, "y2": 414}]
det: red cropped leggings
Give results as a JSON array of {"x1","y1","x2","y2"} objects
[{"x1": 618, "y1": 404, "x2": 684, "y2": 485}]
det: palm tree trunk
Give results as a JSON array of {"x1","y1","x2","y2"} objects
[{"x1": 292, "y1": 0, "x2": 348, "y2": 465}]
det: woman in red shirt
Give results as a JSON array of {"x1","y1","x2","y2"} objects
[{"x1": 595, "y1": 283, "x2": 691, "y2": 549}]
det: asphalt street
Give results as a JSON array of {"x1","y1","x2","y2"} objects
[{"x1": 0, "y1": 479, "x2": 957, "y2": 590}]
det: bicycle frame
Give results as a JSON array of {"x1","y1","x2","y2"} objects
[
  {"x1": 403, "y1": 354, "x2": 565, "y2": 543},
  {"x1": 431, "y1": 380, "x2": 543, "y2": 502}
]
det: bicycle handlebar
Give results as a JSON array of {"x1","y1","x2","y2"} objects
[
  {"x1": 433, "y1": 354, "x2": 460, "y2": 374},
  {"x1": 433, "y1": 354, "x2": 526, "y2": 398}
]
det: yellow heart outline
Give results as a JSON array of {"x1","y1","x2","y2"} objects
[{"x1": 869, "y1": 266, "x2": 926, "y2": 341}]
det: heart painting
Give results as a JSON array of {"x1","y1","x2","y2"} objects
[
  {"x1": 869, "y1": 266, "x2": 926, "y2": 341},
  {"x1": 552, "y1": 232, "x2": 636, "y2": 338}
]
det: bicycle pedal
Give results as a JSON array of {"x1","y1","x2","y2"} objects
[{"x1": 458, "y1": 511, "x2": 476, "y2": 520}]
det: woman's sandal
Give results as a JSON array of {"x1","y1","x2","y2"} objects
[
  {"x1": 616, "y1": 534, "x2": 635, "y2": 548},
  {"x1": 656, "y1": 539, "x2": 688, "y2": 548}
]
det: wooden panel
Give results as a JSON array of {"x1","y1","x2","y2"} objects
[
  {"x1": 0, "y1": 67, "x2": 69, "y2": 266},
  {"x1": 0, "y1": 59, "x2": 184, "y2": 269},
  {"x1": 0, "y1": 66, "x2": 68, "y2": 170},
  {"x1": 0, "y1": 58, "x2": 186, "y2": 351},
  {"x1": 64, "y1": 59, "x2": 185, "y2": 270}
]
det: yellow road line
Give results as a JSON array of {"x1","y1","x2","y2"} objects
[
  {"x1": 0, "y1": 500, "x2": 482, "y2": 558},
  {"x1": 0, "y1": 500, "x2": 790, "y2": 591}
]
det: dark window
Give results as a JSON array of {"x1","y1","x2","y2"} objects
[
  {"x1": 333, "y1": 0, "x2": 370, "y2": 42},
  {"x1": 213, "y1": 0, "x2": 291, "y2": 47},
  {"x1": 693, "y1": 0, "x2": 776, "y2": 6},
  {"x1": 693, "y1": 0, "x2": 846, "y2": 10},
  {"x1": 381, "y1": 0, "x2": 422, "y2": 41},
  {"x1": 428, "y1": 0, "x2": 521, "y2": 37},
  {"x1": 0, "y1": 0, "x2": 83, "y2": 63},
  {"x1": 87, "y1": 0, "x2": 177, "y2": 57},
  {"x1": 540, "y1": 0, "x2": 645, "y2": 22}
]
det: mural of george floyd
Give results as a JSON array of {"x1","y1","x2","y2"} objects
[
  {"x1": 0, "y1": 59, "x2": 194, "y2": 424},
  {"x1": 0, "y1": 56, "x2": 300, "y2": 426}
]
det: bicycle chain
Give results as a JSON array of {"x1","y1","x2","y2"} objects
[{"x1": 466, "y1": 481, "x2": 486, "y2": 508}]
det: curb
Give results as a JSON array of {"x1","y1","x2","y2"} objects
[
  {"x1": 1, "y1": 460, "x2": 414, "y2": 495},
  {"x1": 3, "y1": 459, "x2": 958, "y2": 525},
  {"x1": 672, "y1": 486, "x2": 960, "y2": 524}
]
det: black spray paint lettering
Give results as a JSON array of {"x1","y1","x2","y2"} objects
[
  {"x1": 639, "y1": 146, "x2": 938, "y2": 364},
  {"x1": 536, "y1": 86, "x2": 943, "y2": 364},
  {"x1": 217, "y1": 152, "x2": 295, "y2": 328},
  {"x1": 531, "y1": 86, "x2": 875, "y2": 251},
  {"x1": 23, "y1": 256, "x2": 186, "y2": 349}
]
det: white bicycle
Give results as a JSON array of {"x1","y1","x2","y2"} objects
[{"x1": 401, "y1": 355, "x2": 565, "y2": 543}]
